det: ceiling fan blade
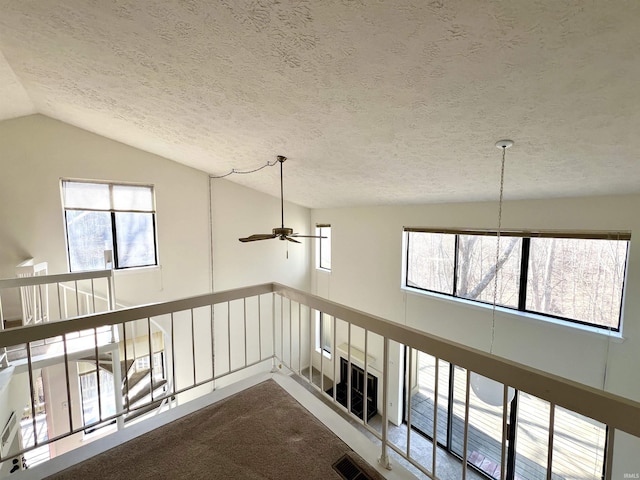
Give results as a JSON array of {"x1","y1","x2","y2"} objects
[
  {"x1": 285, "y1": 236, "x2": 301, "y2": 244},
  {"x1": 289, "y1": 234, "x2": 327, "y2": 239},
  {"x1": 239, "y1": 234, "x2": 277, "y2": 243}
]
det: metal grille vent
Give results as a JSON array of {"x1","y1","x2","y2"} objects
[{"x1": 332, "y1": 454, "x2": 372, "y2": 480}]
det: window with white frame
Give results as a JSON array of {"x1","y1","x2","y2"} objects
[
  {"x1": 61, "y1": 180, "x2": 158, "y2": 272},
  {"x1": 316, "y1": 224, "x2": 331, "y2": 270},
  {"x1": 404, "y1": 228, "x2": 629, "y2": 331},
  {"x1": 315, "y1": 311, "x2": 332, "y2": 356},
  {"x1": 78, "y1": 362, "x2": 116, "y2": 433}
]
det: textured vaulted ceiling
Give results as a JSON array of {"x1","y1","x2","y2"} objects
[{"x1": 1, "y1": 1, "x2": 639, "y2": 208}]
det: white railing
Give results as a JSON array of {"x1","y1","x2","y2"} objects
[
  {"x1": 0, "y1": 283, "x2": 274, "y2": 472},
  {"x1": 0, "y1": 268, "x2": 116, "y2": 372},
  {"x1": 15, "y1": 260, "x2": 50, "y2": 327},
  {"x1": 273, "y1": 285, "x2": 640, "y2": 480},
  {"x1": 0, "y1": 268, "x2": 115, "y2": 327},
  {"x1": 0, "y1": 283, "x2": 638, "y2": 479}
]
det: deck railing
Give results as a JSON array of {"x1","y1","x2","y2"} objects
[{"x1": 0, "y1": 282, "x2": 638, "y2": 479}]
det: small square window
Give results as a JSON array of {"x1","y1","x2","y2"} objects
[{"x1": 62, "y1": 180, "x2": 158, "y2": 272}]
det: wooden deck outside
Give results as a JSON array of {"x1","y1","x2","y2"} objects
[{"x1": 409, "y1": 353, "x2": 606, "y2": 480}]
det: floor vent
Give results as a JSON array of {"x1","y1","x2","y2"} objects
[{"x1": 332, "y1": 454, "x2": 372, "y2": 480}]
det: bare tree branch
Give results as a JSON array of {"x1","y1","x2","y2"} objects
[{"x1": 466, "y1": 238, "x2": 519, "y2": 300}]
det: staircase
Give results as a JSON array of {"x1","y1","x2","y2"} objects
[{"x1": 79, "y1": 348, "x2": 169, "y2": 429}]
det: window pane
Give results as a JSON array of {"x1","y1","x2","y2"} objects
[
  {"x1": 514, "y1": 392, "x2": 551, "y2": 479},
  {"x1": 315, "y1": 312, "x2": 332, "y2": 354},
  {"x1": 66, "y1": 210, "x2": 113, "y2": 272},
  {"x1": 62, "y1": 181, "x2": 110, "y2": 210},
  {"x1": 319, "y1": 226, "x2": 331, "y2": 270},
  {"x1": 115, "y1": 212, "x2": 156, "y2": 268},
  {"x1": 406, "y1": 232, "x2": 455, "y2": 294},
  {"x1": 457, "y1": 235, "x2": 522, "y2": 308},
  {"x1": 409, "y1": 352, "x2": 450, "y2": 446},
  {"x1": 451, "y1": 368, "x2": 511, "y2": 478},
  {"x1": 526, "y1": 238, "x2": 627, "y2": 329},
  {"x1": 551, "y1": 407, "x2": 606, "y2": 479},
  {"x1": 80, "y1": 368, "x2": 116, "y2": 429},
  {"x1": 112, "y1": 184, "x2": 154, "y2": 212}
]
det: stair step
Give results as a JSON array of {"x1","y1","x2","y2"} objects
[
  {"x1": 6, "y1": 343, "x2": 51, "y2": 362},
  {"x1": 3, "y1": 319, "x2": 23, "y2": 329},
  {"x1": 80, "y1": 354, "x2": 113, "y2": 363},
  {"x1": 124, "y1": 379, "x2": 168, "y2": 408},
  {"x1": 124, "y1": 399, "x2": 164, "y2": 423},
  {"x1": 78, "y1": 355, "x2": 114, "y2": 372},
  {"x1": 126, "y1": 369, "x2": 151, "y2": 391},
  {"x1": 121, "y1": 359, "x2": 134, "y2": 379}
]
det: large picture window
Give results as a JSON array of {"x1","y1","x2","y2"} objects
[
  {"x1": 62, "y1": 180, "x2": 158, "y2": 272},
  {"x1": 405, "y1": 229, "x2": 629, "y2": 331}
]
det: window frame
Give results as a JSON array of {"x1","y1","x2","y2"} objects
[
  {"x1": 316, "y1": 224, "x2": 331, "y2": 271},
  {"x1": 315, "y1": 311, "x2": 332, "y2": 358},
  {"x1": 403, "y1": 228, "x2": 630, "y2": 333},
  {"x1": 78, "y1": 363, "x2": 117, "y2": 434},
  {"x1": 61, "y1": 179, "x2": 159, "y2": 272}
]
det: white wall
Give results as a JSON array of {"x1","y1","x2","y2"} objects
[
  {"x1": 210, "y1": 178, "x2": 310, "y2": 292},
  {"x1": 0, "y1": 114, "x2": 211, "y2": 305},
  {"x1": 311, "y1": 195, "x2": 640, "y2": 471},
  {"x1": 0, "y1": 115, "x2": 314, "y2": 456},
  {"x1": 0, "y1": 113, "x2": 312, "y2": 322},
  {"x1": 209, "y1": 178, "x2": 312, "y2": 388}
]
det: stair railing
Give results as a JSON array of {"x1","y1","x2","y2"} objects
[
  {"x1": 0, "y1": 268, "x2": 115, "y2": 325},
  {"x1": 15, "y1": 259, "x2": 49, "y2": 326}
]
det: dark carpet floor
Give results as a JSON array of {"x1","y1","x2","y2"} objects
[{"x1": 46, "y1": 379, "x2": 384, "y2": 479}]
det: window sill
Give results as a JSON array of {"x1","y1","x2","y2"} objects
[
  {"x1": 113, "y1": 265, "x2": 161, "y2": 276},
  {"x1": 401, "y1": 285, "x2": 625, "y2": 343},
  {"x1": 316, "y1": 267, "x2": 331, "y2": 274},
  {"x1": 315, "y1": 348, "x2": 332, "y2": 360}
]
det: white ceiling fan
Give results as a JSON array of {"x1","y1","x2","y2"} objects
[{"x1": 239, "y1": 156, "x2": 325, "y2": 244}]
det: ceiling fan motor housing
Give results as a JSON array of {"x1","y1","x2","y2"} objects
[{"x1": 273, "y1": 227, "x2": 293, "y2": 239}]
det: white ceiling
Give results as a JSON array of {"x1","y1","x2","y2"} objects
[{"x1": 1, "y1": 1, "x2": 639, "y2": 208}]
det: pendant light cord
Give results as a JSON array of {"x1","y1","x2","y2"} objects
[
  {"x1": 490, "y1": 146, "x2": 507, "y2": 355},
  {"x1": 210, "y1": 159, "x2": 278, "y2": 179}
]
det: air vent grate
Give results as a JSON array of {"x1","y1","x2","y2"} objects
[{"x1": 332, "y1": 454, "x2": 372, "y2": 480}]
